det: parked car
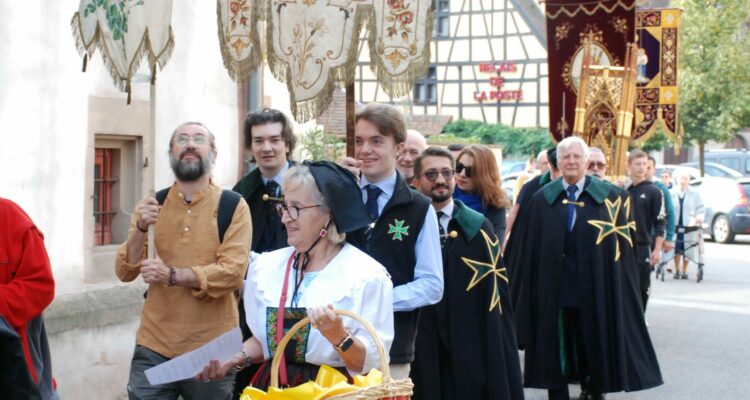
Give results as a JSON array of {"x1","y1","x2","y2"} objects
[
  {"x1": 655, "y1": 165, "x2": 701, "y2": 186},
  {"x1": 703, "y1": 149, "x2": 750, "y2": 176},
  {"x1": 680, "y1": 161, "x2": 743, "y2": 178},
  {"x1": 690, "y1": 177, "x2": 750, "y2": 243},
  {"x1": 502, "y1": 161, "x2": 530, "y2": 176}
]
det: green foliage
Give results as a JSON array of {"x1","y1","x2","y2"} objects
[
  {"x1": 676, "y1": 0, "x2": 750, "y2": 146},
  {"x1": 299, "y1": 128, "x2": 344, "y2": 161},
  {"x1": 440, "y1": 119, "x2": 554, "y2": 157},
  {"x1": 637, "y1": 125, "x2": 669, "y2": 152}
]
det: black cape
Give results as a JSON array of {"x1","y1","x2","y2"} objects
[
  {"x1": 505, "y1": 171, "x2": 551, "y2": 335},
  {"x1": 513, "y1": 176, "x2": 662, "y2": 393},
  {"x1": 411, "y1": 200, "x2": 524, "y2": 400}
]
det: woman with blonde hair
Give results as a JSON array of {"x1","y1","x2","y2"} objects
[{"x1": 453, "y1": 145, "x2": 512, "y2": 239}]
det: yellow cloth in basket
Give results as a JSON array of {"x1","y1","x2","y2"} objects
[{"x1": 241, "y1": 365, "x2": 384, "y2": 400}]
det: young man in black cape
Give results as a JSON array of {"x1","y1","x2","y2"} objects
[
  {"x1": 513, "y1": 137, "x2": 662, "y2": 400},
  {"x1": 232, "y1": 108, "x2": 297, "y2": 396},
  {"x1": 410, "y1": 147, "x2": 524, "y2": 400}
]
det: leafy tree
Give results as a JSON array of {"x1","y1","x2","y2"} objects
[
  {"x1": 635, "y1": 125, "x2": 669, "y2": 152},
  {"x1": 440, "y1": 119, "x2": 554, "y2": 158},
  {"x1": 299, "y1": 128, "x2": 343, "y2": 161},
  {"x1": 676, "y1": 0, "x2": 750, "y2": 174}
]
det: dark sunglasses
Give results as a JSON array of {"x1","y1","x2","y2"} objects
[
  {"x1": 588, "y1": 161, "x2": 607, "y2": 169},
  {"x1": 421, "y1": 169, "x2": 455, "y2": 181},
  {"x1": 455, "y1": 162, "x2": 473, "y2": 177}
]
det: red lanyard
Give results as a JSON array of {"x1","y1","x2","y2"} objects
[{"x1": 276, "y1": 251, "x2": 297, "y2": 386}]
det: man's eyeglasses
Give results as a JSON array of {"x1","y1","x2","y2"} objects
[
  {"x1": 455, "y1": 162, "x2": 473, "y2": 177},
  {"x1": 276, "y1": 203, "x2": 322, "y2": 220},
  {"x1": 174, "y1": 134, "x2": 207, "y2": 146},
  {"x1": 420, "y1": 169, "x2": 455, "y2": 181},
  {"x1": 588, "y1": 161, "x2": 607, "y2": 170}
]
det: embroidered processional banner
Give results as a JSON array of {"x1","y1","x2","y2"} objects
[
  {"x1": 218, "y1": 0, "x2": 433, "y2": 122},
  {"x1": 545, "y1": 0, "x2": 636, "y2": 142},
  {"x1": 217, "y1": 0, "x2": 263, "y2": 82},
  {"x1": 633, "y1": 8, "x2": 681, "y2": 144},
  {"x1": 71, "y1": 0, "x2": 174, "y2": 98}
]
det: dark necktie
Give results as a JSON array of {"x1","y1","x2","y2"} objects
[
  {"x1": 259, "y1": 180, "x2": 280, "y2": 250},
  {"x1": 566, "y1": 185, "x2": 579, "y2": 232},
  {"x1": 437, "y1": 211, "x2": 447, "y2": 247},
  {"x1": 265, "y1": 180, "x2": 279, "y2": 197},
  {"x1": 365, "y1": 185, "x2": 382, "y2": 221}
]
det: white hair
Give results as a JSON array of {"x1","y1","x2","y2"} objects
[
  {"x1": 557, "y1": 136, "x2": 590, "y2": 159},
  {"x1": 536, "y1": 150, "x2": 547, "y2": 162},
  {"x1": 673, "y1": 168, "x2": 692, "y2": 183}
]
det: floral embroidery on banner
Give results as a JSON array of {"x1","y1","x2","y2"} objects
[
  {"x1": 83, "y1": 0, "x2": 145, "y2": 55},
  {"x1": 555, "y1": 22, "x2": 572, "y2": 50},
  {"x1": 385, "y1": 0, "x2": 415, "y2": 41},
  {"x1": 226, "y1": 0, "x2": 253, "y2": 56},
  {"x1": 610, "y1": 16, "x2": 628, "y2": 36},
  {"x1": 290, "y1": 17, "x2": 330, "y2": 90}
]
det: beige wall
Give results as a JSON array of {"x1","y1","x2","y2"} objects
[{"x1": 0, "y1": 1, "x2": 244, "y2": 398}]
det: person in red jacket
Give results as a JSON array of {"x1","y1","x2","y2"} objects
[{"x1": 0, "y1": 197, "x2": 56, "y2": 399}]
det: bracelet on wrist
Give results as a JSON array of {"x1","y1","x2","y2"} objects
[
  {"x1": 168, "y1": 267, "x2": 177, "y2": 286},
  {"x1": 136, "y1": 221, "x2": 148, "y2": 233},
  {"x1": 234, "y1": 348, "x2": 250, "y2": 371}
]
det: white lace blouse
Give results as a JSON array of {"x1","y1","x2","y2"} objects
[{"x1": 243, "y1": 243, "x2": 394, "y2": 374}]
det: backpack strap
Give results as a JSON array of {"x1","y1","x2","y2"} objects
[
  {"x1": 217, "y1": 190, "x2": 242, "y2": 243},
  {"x1": 155, "y1": 187, "x2": 170, "y2": 205}
]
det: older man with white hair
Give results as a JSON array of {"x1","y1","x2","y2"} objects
[
  {"x1": 513, "y1": 136, "x2": 662, "y2": 400},
  {"x1": 396, "y1": 129, "x2": 428, "y2": 184}
]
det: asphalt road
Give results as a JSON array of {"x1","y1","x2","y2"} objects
[{"x1": 522, "y1": 235, "x2": 750, "y2": 400}]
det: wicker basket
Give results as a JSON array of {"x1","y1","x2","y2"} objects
[{"x1": 269, "y1": 309, "x2": 413, "y2": 399}]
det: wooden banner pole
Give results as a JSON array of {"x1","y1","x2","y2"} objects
[
  {"x1": 345, "y1": 82, "x2": 355, "y2": 158},
  {"x1": 147, "y1": 65, "x2": 157, "y2": 260}
]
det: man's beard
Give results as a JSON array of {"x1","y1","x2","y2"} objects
[
  {"x1": 429, "y1": 184, "x2": 452, "y2": 203},
  {"x1": 170, "y1": 150, "x2": 213, "y2": 182}
]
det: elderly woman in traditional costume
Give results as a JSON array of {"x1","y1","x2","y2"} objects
[{"x1": 198, "y1": 161, "x2": 394, "y2": 390}]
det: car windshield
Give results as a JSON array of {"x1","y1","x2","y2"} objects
[{"x1": 720, "y1": 157, "x2": 741, "y2": 172}]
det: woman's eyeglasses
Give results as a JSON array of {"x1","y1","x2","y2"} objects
[
  {"x1": 276, "y1": 204, "x2": 322, "y2": 220},
  {"x1": 421, "y1": 169, "x2": 455, "y2": 181},
  {"x1": 455, "y1": 162, "x2": 473, "y2": 177}
]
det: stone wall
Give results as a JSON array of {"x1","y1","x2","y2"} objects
[{"x1": 45, "y1": 283, "x2": 146, "y2": 399}]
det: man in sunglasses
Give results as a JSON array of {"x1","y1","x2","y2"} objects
[
  {"x1": 341, "y1": 103, "x2": 443, "y2": 380},
  {"x1": 586, "y1": 147, "x2": 608, "y2": 178},
  {"x1": 410, "y1": 147, "x2": 523, "y2": 400},
  {"x1": 115, "y1": 122, "x2": 251, "y2": 399}
]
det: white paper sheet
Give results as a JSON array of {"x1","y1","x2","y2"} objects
[{"x1": 145, "y1": 327, "x2": 243, "y2": 385}]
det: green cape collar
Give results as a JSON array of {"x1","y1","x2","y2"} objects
[
  {"x1": 543, "y1": 176, "x2": 610, "y2": 205},
  {"x1": 451, "y1": 200, "x2": 486, "y2": 242}
]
